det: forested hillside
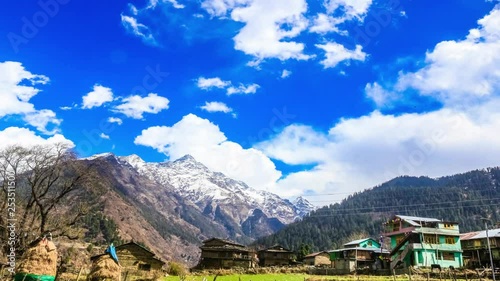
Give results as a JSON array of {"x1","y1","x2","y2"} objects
[{"x1": 255, "y1": 167, "x2": 500, "y2": 252}]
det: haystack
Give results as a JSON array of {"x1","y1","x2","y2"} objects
[
  {"x1": 87, "y1": 254, "x2": 121, "y2": 281},
  {"x1": 15, "y1": 238, "x2": 58, "y2": 281}
]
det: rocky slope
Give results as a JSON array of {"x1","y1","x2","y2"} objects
[{"x1": 82, "y1": 153, "x2": 314, "y2": 265}]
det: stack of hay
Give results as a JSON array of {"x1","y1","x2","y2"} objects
[
  {"x1": 15, "y1": 238, "x2": 58, "y2": 281},
  {"x1": 87, "y1": 254, "x2": 121, "y2": 281}
]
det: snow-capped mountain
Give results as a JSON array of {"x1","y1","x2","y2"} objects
[{"x1": 117, "y1": 154, "x2": 312, "y2": 224}]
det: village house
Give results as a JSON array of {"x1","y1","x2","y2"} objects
[
  {"x1": 384, "y1": 215, "x2": 463, "y2": 269},
  {"x1": 303, "y1": 251, "x2": 331, "y2": 266},
  {"x1": 329, "y1": 238, "x2": 390, "y2": 273},
  {"x1": 258, "y1": 245, "x2": 295, "y2": 267},
  {"x1": 197, "y1": 238, "x2": 256, "y2": 269},
  {"x1": 460, "y1": 228, "x2": 500, "y2": 269},
  {"x1": 90, "y1": 242, "x2": 165, "y2": 280}
]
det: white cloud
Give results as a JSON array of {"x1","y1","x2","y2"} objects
[
  {"x1": 148, "y1": 0, "x2": 185, "y2": 9},
  {"x1": 82, "y1": 84, "x2": 114, "y2": 109},
  {"x1": 256, "y1": 100, "x2": 500, "y2": 200},
  {"x1": 365, "y1": 82, "x2": 399, "y2": 108},
  {"x1": 197, "y1": 77, "x2": 230, "y2": 90},
  {"x1": 121, "y1": 14, "x2": 158, "y2": 46},
  {"x1": 200, "y1": 101, "x2": 233, "y2": 113},
  {"x1": 107, "y1": 117, "x2": 123, "y2": 125},
  {"x1": 230, "y1": 0, "x2": 311, "y2": 62},
  {"x1": 201, "y1": 0, "x2": 249, "y2": 17},
  {"x1": 113, "y1": 93, "x2": 170, "y2": 119},
  {"x1": 196, "y1": 76, "x2": 260, "y2": 95},
  {"x1": 100, "y1": 133, "x2": 110, "y2": 140},
  {"x1": 316, "y1": 43, "x2": 367, "y2": 68},
  {"x1": 0, "y1": 127, "x2": 74, "y2": 150},
  {"x1": 324, "y1": 0, "x2": 372, "y2": 20},
  {"x1": 23, "y1": 110, "x2": 61, "y2": 135},
  {"x1": 226, "y1": 83, "x2": 259, "y2": 95},
  {"x1": 281, "y1": 69, "x2": 292, "y2": 79},
  {"x1": 372, "y1": 6, "x2": 500, "y2": 107},
  {"x1": 309, "y1": 13, "x2": 344, "y2": 34},
  {"x1": 0, "y1": 61, "x2": 61, "y2": 134},
  {"x1": 134, "y1": 113, "x2": 281, "y2": 190}
]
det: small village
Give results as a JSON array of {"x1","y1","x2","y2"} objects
[
  {"x1": 6, "y1": 214, "x2": 499, "y2": 280},
  {"x1": 195, "y1": 215, "x2": 500, "y2": 275}
]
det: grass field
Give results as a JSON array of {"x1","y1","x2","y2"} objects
[
  {"x1": 162, "y1": 274, "x2": 417, "y2": 281},
  {"x1": 163, "y1": 274, "x2": 309, "y2": 281}
]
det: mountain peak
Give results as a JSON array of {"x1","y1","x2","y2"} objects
[
  {"x1": 83, "y1": 152, "x2": 116, "y2": 160},
  {"x1": 293, "y1": 196, "x2": 315, "y2": 216},
  {"x1": 176, "y1": 154, "x2": 196, "y2": 162}
]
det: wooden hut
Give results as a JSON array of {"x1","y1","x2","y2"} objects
[{"x1": 115, "y1": 242, "x2": 165, "y2": 274}]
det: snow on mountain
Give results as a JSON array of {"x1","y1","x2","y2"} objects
[
  {"x1": 293, "y1": 196, "x2": 316, "y2": 217},
  {"x1": 111, "y1": 153, "x2": 311, "y2": 224}
]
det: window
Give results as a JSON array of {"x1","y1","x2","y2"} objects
[
  {"x1": 445, "y1": 236, "x2": 455, "y2": 244},
  {"x1": 138, "y1": 264, "x2": 151, "y2": 271},
  {"x1": 444, "y1": 224, "x2": 454, "y2": 229},
  {"x1": 442, "y1": 252, "x2": 455, "y2": 261},
  {"x1": 367, "y1": 241, "x2": 373, "y2": 246},
  {"x1": 424, "y1": 235, "x2": 437, "y2": 244}
]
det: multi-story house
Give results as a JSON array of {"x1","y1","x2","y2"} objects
[
  {"x1": 329, "y1": 238, "x2": 390, "y2": 272},
  {"x1": 257, "y1": 245, "x2": 295, "y2": 267},
  {"x1": 383, "y1": 215, "x2": 463, "y2": 269},
  {"x1": 197, "y1": 238, "x2": 256, "y2": 269},
  {"x1": 460, "y1": 228, "x2": 500, "y2": 268}
]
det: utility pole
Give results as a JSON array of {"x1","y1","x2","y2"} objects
[{"x1": 482, "y1": 218, "x2": 496, "y2": 281}]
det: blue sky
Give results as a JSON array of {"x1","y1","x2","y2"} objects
[{"x1": 1, "y1": 0, "x2": 500, "y2": 205}]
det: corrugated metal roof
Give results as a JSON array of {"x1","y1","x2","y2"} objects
[
  {"x1": 328, "y1": 246, "x2": 390, "y2": 254},
  {"x1": 397, "y1": 215, "x2": 440, "y2": 226},
  {"x1": 461, "y1": 228, "x2": 500, "y2": 240}
]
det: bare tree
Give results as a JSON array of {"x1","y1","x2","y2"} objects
[{"x1": 0, "y1": 143, "x2": 100, "y2": 251}]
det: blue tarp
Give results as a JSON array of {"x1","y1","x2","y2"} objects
[{"x1": 105, "y1": 243, "x2": 120, "y2": 265}]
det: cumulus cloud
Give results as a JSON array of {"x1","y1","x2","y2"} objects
[
  {"x1": 82, "y1": 84, "x2": 114, "y2": 109},
  {"x1": 100, "y1": 133, "x2": 110, "y2": 140},
  {"x1": 134, "y1": 113, "x2": 281, "y2": 190},
  {"x1": 114, "y1": 93, "x2": 170, "y2": 119},
  {"x1": 200, "y1": 101, "x2": 233, "y2": 113},
  {"x1": 368, "y1": 6, "x2": 500, "y2": 107},
  {"x1": 196, "y1": 76, "x2": 260, "y2": 95},
  {"x1": 226, "y1": 83, "x2": 259, "y2": 95},
  {"x1": 256, "y1": 100, "x2": 500, "y2": 200},
  {"x1": 107, "y1": 117, "x2": 123, "y2": 125},
  {"x1": 230, "y1": 0, "x2": 311, "y2": 62},
  {"x1": 324, "y1": 0, "x2": 373, "y2": 20},
  {"x1": 197, "y1": 77, "x2": 230, "y2": 90},
  {"x1": 316, "y1": 43, "x2": 367, "y2": 68},
  {"x1": 0, "y1": 61, "x2": 61, "y2": 134},
  {"x1": 281, "y1": 69, "x2": 292, "y2": 79},
  {"x1": 0, "y1": 127, "x2": 74, "y2": 150}
]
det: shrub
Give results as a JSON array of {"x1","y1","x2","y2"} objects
[{"x1": 167, "y1": 261, "x2": 188, "y2": 276}]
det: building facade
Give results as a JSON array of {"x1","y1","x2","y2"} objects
[
  {"x1": 303, "y1": 251, "x2": 331, "y2": 266},
  {"x1": 329, "y1": 238, "x2": 390, "y2": 272},
  {"x1": 461, "y1": 228, "x2": 500, "y2": 268},
  {"x1": 198, "y1": 238, "x2": 256, "y2": 269},
  {"x1": 258, "y1": 245, "x2": 295, "y2": 267},
  {"x1": 383, "y1": 215, "x2": 463, "y2": 269}
]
